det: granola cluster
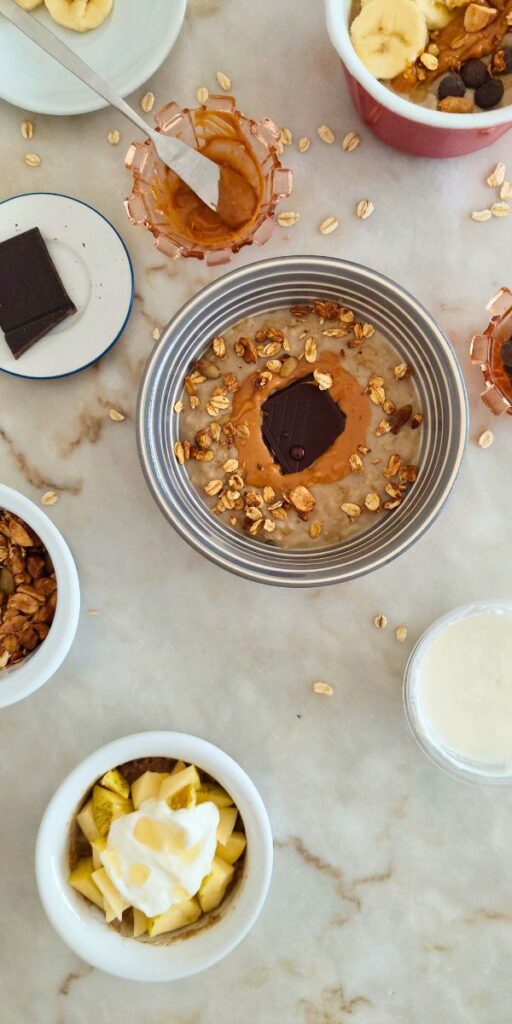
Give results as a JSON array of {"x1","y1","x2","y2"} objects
[
  {"x1": 173, "y1": 301, "x2": 422, "y2": 545},
  {"x1": 0, "y1": 511, "x2": 57, "y2": 669}
]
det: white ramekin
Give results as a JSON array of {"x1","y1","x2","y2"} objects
[
  {"x1": 35, "y1": 731, "x2": 273, "y2": 981},
  {"x1": 0, "y1": 484, "x2": 80, "y2": 709}
]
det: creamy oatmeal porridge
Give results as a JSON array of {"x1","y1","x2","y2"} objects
[{"x1": 173, "y1": 300, "x2": 423, "y2": 550}]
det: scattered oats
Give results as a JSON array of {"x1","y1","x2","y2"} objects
[
  {"x1": 173, "y1": 441, "x2": 185, "y2": 464},
  {"x1": 395, "y1": 625, "x2": 408, "y2": 643},
  {"x1": 277, "y1": 210, "x2": 300, "y2": 227},
  {"x1": 486, "y1": 162, "x2": 506, "y2": 188},
  {"x1": 478, "y1": 429, "x2": 494, "y2": 449},
  {"x1": 309, "y1": 521, "x2": 322, "y2": 539},
  {"x1": 204, "y1": 479, "x2": 223, "y2": 496},
  {"x1": 298, "y1": 136, "x2": 311, "y2": 152},
  {"x1": 173, "y1": 399, "x2": 184, "y2": 413},
  {"x1": 41, "y1": 490, "x2": 58, "y2": 506},
  {"x1": 314, "y1": 369, "x2": 333, "y2": 390},
  {"x1": 223, "y1": 458, "x2": 239, "y2": 472},
  {"x1": 471, "y1": 209, "x2": 492, "y2": 222},
  {"x1": 107, "y1": 129, "x2": 120, "y2": 145},
  {"x1": 212, "y1": 336, "x2": 226, "y2": 358},
  {"x1": 428, "y1": 42, "x2": 440, "y2": 56},
  {"x1": 349, "y1": 452, "x2": 364, "y2": 472},
  {"x1": 20, "y1": 120, "x2": 33, "y2": 140},
  {"x1": 318, "y1": 124, "x2": 335, "y2": 144},
  {"x1": 491, "y1": 202, "x2": 510, "y2": 218},
  {"x1": 141, "y1": 91, "x2": 155, "y2": 113},
  {"x1": 109, "y1": 408, "x2": 125, "y2": 422},
  {"x1": 365, "y1": 492, "x2": 380, "y2": 512},
  {"x1": 374, "y1": 614, "x2": 388, "y2": 629},
  {"x1": 362, "y1": 322, "x2": 375, "y2": 338},
  {"x1": 87, "y1": 610, "x2": 100, "y2": 616},
  {"x1": 313, "y1": 681, "x2": 334, "y2": 696},
  {"x1": 152, "y1": 326, "x2": 161, "y2": 340},
  {"x1": 304, "y1": 337, "x2": 318, "y2": 363},
  {"x1": 263, "y1": 518, "x2": 276, "y2": 532},
  {"x1": 216, "y1": 70, "x2": 231, "y2": 90},
  {"x1": 500, "y1": 182, "x2": 512, "y2": 200},
  {"x1": 420, "y1": 51, "x2": 438, "y2": 70},
  {"x1": 393, "y1": 362, "x2": 413, "y2": 381},
  {"x1": 356, "y1": 199, "x2": 374, "y2": 219},
  {"x1": 196, "y1": 85, "x2": 209, "y2": 104},
  {"x1": 280, "y1": 127, "x2": 293, "y2": 146},
  {"x1": 274, "y1": 140, "x2": 284, "y2": 156},
  {"x1": 263, "y1": 486, "x2": 275, "y2": 503},
  {"x1": 24, "y1": 153, "x2": 41, "y2": 167},
  {"x1": 319, "y1": 216, "x2": 339, "y2": 235},
  {"x1": 341, "y1": 502, "x2": 361, "y2": 518},
  {"x1": 342, "y1": 130, "x2": 360, "y2": 152}
]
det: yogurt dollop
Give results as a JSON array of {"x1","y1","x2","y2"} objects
[{"x1": 100, "y1": 798, "x2": 219, "y2": 917}]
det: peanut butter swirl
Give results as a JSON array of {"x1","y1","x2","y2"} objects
[{"x1": 230, "y1": 351, "x2": 371, "y2": 490}]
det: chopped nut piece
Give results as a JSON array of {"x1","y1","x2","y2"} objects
[
  {"x1": 24, "y1": 153, "x2": 41, "y2": 167},
  {"x1": 383, "y1": 399, "x2": 396, "y2": 416},
  {"x1": 491, "y1": 202, "x2": 510, "y2": 218},
  {"x1": 319, "y1": 216, "x2": 339, "y2": 235},
  {"x1": 464, "y1": 2, "x2": 497, "y2": 32},
  {"x1": 21, "y1": 120, "x2": 34, "y2": 140},
  {"x1": 141, "y1": 91, "x2": 155, "y2": 112},
  {"x1": 41, "y1": 491, "x2": 58, "y2": 506},
  {"x1": 196, "y1": 86, "x2": 209, "y2": 104},
  {"x1": 420, "y1": 51, "x2": 438, "y2": 70},
  {"x1": 383, "y1": 454, "x2": 401, "y2": 478},
  {"x1": 298, "y1": 136, "x2": 311, "y2": 152},
  {"x1": 216, "y1": 71, "x2": 231, "y2": 90},
  {"x1": 471, "y1": 209, "x2": 492, "y2": 222},
  {"x1": 395, "y1": 625, "x2": 408, "y2": 643},
  {"x1": 107, "y1": 129, "x2": 120, "y2": 145},
  {"x1": 365, "y1": 492, "x2": 380, "y2": 512},
  {"x1": 318, "y1": 124, "x2": 335, "y2": 144},
  {"x1": 109, "y1": 408, "x2": 125, "y2": 422},
  {"x1": 342, "y1": 131, "x2": 360, "y2": 152},
  {"x1": 356, "y1": 199, "x2": 374, "y2": 220},
  {"x1": 212, "y1": 336, "x2": 227, "y2": 358},
  {"x1": 277, "y1": 210, "x2": 300, "y2": 227},
  {"x1": 487, "y1": 162, "x2": 506, "y2": 188},
  {"x1": 411, "y1": 413, "x2": 423, "y2": 429},
  {"x1": 389, "y1": 404, "x2": 412, "y2": 434},
  {"x1": 374, "y1": 614, "x2": 388, "y2": 629},
  {"x1": 289, "y1": 485, "x2": 315, "y2": 513},
  {"x1": 375, "y1": 419, "x2": 391, "y2": 437},
  {"x1": 399, "y1": 464, "x2": 418, "y2": 483},
  {"x1": 478, "y1": 429, "x2": 494, "y2": 449},
  {"x1": 235, "y1": 336, "x2": 257, "y2": 363},
  {"x1": 314, "y1": 369, "x2": 333, "y2": 390},
  {"x1": 263, "y1": 518, "x2": 276, "y2": 533},
  {"x1": 438, "y1": 96, "x2": 473, "y2": 113},
  {"x1": 383, "y1": 498, "x2": 402, "y2": 510},
  {"x1": 313, "y1": 681, "x2": 334, "y2": 696},
  {"x1": 341, "y1": 502, "x2": 361, "y2": 518}
]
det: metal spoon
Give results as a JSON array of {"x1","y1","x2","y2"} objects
[{"x1": 0, "y1": 0, "x2": 221, "y2": 213}]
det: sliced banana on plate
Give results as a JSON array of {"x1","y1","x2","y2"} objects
[
  {"x1": 44, "y1": 0, "x2": 114, "y2": 32},
  {"x1": 15, "y1": 0, "x2": 44, "y2": 9},
  {"x1": 351, "y1": 0, "x2": 429, "y2": 80}
]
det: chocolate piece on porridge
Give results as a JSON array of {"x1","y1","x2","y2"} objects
[{"x1": 261, "y1": 373, "x2": 347, "y2": 475}]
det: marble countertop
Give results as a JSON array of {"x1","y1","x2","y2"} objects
[{"x1": 1, "y1": 1, "x2": 512, "y2": 1021}]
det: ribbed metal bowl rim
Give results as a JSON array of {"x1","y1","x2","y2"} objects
[{"x1": 137, "y1": 256, "x2": 468, "y2": 588}]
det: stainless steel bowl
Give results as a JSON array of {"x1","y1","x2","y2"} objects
[{"x1": 137, "y1": 256, "x2": 468, "y2": 587}]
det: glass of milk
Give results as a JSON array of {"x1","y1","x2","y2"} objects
[{"x1": 404, "y1": 601, "x2": 512, "y2": 784}]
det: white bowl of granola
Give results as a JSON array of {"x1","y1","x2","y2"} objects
[
  {"x1": 35, "y1": 731, "x2": 273, "y2": 981},
  {"x1": 0, "y1": 484, "x2": 80, "y2": 709}
]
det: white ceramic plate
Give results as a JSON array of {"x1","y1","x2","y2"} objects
[
  {"x1": 0, "y1": 193, "x2": 134, "y2": 379},
  {"x1": 0, "y1": 0, "x2": 187, "y2": 116}
]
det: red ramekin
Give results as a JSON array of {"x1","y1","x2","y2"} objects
[{"x1": 325, "y1": 0, "x2": 512, "y2": 158}]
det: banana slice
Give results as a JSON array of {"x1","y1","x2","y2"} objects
[
  {"x1": 361, "y1": 0, "x2": 454, "y2": 31},
  {"x1": 15, "y1": 0, "x2": 44, "y2": 9},
  {"x1": 351, "y1": 0, "x2": 429, "y2": 80},
  {"x1": 44, "y1": 0, "x2": 114, "y2": 32}
]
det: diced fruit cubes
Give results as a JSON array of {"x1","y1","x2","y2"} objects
[
  {"x1": 216, "y1": 830, "x2": 247, "y2": 865},
  {"x1": 76, "y1": 799, "x2": 100, "y2": 844},
  {"x1": 131, "y1": 770, "x2": 171, "y2": 810},
  {"x1": 196, "y1": 784, "x2": 234, "y2": 808},
  {"x1": 216, "y1": 806, "x2": 237, "y2": 846},
  {"x1": 92, "y1": 785, "x2": 132, "y2": 836},
  {"x1": 69, "y1": 857, "x2": 104, "y2": 910},
  {"x1": 91, "y1": 868, "x2": 130, "y2": 921},
  {"x1": 133, "y1": 908, "x2": 149, "y2": 937},
  {"x1": 198, "y1": 856, "x2": 235, "y2": 913},
  {"x1": 147, "y1": 897, "x2": 202, "y2": 937},
  {"x1": 100, "y1": 768, "x2": 130, "y2": 799},
  {"x1": 159, "y1": 766, "x2": 201, "y2": 805}
]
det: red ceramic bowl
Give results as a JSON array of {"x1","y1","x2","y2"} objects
[{"x1": 325, "y1": 0, "x2": 512, "y2": 158}]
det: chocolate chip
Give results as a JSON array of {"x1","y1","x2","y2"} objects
[
  {"x1": 438, "y1": 73, "x2": 466, "y2": 100},
  {"x1": 475, "y1": 77, "x2": 504, "y2": 110},
  {"x1": 491, "y1": 47, "x2": 512, "y2": 76},
  {"x1": 461, "y1": 59, "x2": 488, "y2": 89},
  {"x1": 290, "y1": 445, "x2": 305, "y2": 460}
]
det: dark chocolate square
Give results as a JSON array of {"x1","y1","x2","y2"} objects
[
  {"x1": 0, "y1": 227, "x2": 76, "y2": 359},
  {"x1": 261, "y1": 374, "x2": 346, "y2": 474}
]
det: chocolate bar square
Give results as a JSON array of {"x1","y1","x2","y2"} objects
[
  {"x1": 0, "y1": 227, "x2": 76, "y2": 359},
  {"x1": 261, "y1": 374, "x2": 346, "y2": 474}
]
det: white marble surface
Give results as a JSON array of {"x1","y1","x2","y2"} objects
[{"x1": 1, "y1": 1, "x2": 512, "y2": 1020}]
